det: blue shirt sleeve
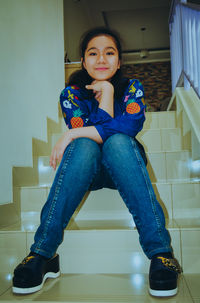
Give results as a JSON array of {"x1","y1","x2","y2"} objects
[
  {"x1": 60, "y1": 80, "x2": 146, "y2": 143},
  {"x1": 60, "y1": 85, "x2": 112, "y2": 141},
  {"x1": 93, "y1": 79, "x2": 146, "y2": 141}
]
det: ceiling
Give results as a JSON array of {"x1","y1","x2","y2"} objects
[{"x1": 64, "y1": 0, "x2": 173, "y2": 64}]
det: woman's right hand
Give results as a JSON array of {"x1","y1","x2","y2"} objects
[
  {"x1": 86, "y1": 80, "x2": 114, "y2": 117},
  {"x1": 49, "y1": 131, "x2": 74, "y2": 170},
  {"x1": 86, "y1": 80, "x2": 114, "y2": 103}
]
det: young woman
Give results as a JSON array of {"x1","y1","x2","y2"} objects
[{"x1": 12, "y1": 27, "x2": 181, "y2": 297}]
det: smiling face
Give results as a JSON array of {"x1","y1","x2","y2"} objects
[{"x1": 82, "y1": 35, "x2": 121, "y2": 81}]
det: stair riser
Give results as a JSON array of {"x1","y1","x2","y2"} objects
[
  {"x1": 18, "y1": 185, "x2": 171, "y2": 221},
  {"x1": 0, "y1": 232, "x2": 27, "y2": 296},
  {"x1": 14, "y1": 149, "x2": 195, "y2": 188},
  {"x1": 17, "y1": 183, "x2": 200, "y2": 225},
  {"x1": 0, "y1": 226, "x2": 199, "y2": 297},
  {"x1": 26, "y1": 229, "x2": 181, "y2": 274},
  {"x1": 51, "y1": 128, "x2": 187, "y2": 153},
  {"x1": 14, "y1": 150, "x2": 195, "y2": 187},
  {"x1": 143, "y1": 111, "x2": 177, "y2": 129},
  {"x1": 36, "y1": 151, "x2": 192, "y2": 187}
]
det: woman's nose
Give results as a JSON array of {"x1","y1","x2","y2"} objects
[{"x1": 97, "y1": 53, "x2": 106, "y2": 63}]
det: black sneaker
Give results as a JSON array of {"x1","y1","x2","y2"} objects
[
  {"x1": 12, "y1": 252, "x2": 60, "y2": 294},
  {"x1": 149, "y1": 255, "x2": 182, "y2": 297}
]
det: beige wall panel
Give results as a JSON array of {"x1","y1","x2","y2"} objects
[{"x1": 0, "y1": 0, "x2": 65, "y2": 204}]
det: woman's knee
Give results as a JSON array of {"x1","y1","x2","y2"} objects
[
  {"x1": 102, "y1": 134, "x2": 147, "y2": 167},
  {"x1": 64, "y1": 137, "x2": 101, "y2": 163},
  {"x1": 103, "y1": 133, "x2": 131, "y2": 153}
]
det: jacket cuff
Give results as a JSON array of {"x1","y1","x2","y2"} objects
[{"x1": 94, "y1": 125, "x2": 108, "y2": 143}]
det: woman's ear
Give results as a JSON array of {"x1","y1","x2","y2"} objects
[
  {"x1": 117, "y1": 60, "x2": 121, "y2": 69},
  {"x1": 81, "y1": 57, "x2": 86, "y2": 69}
]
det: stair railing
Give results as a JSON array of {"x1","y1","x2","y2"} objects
[{"x1": 169, "y1": 0, "x2": 200, "y2": 98}]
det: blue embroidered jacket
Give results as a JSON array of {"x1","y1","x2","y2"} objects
[{"x1": 60, "y1": 79, "x2": 146, "y2": 142}]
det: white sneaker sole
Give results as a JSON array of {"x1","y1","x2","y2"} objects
[
  {"x1": 149, "y1": 287, "x2": 178, "y2": 297},
  {"x1": 12, "y1": 271, "x2": 60, "y2": 294}
]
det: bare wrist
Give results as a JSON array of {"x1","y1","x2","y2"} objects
[
  {"x1": 65, "y1": 129, "x2": 76, "y2": 140},
  {"x1": 101, "y1": 81, "x2": 114, "y2": 94}
]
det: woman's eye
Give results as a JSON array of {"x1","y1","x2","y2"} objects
[
  {"x1": 106, "y1": 52, "x2": 115, "y2": 55},
  {"x1": 89, "y1": 52, "x2": 97, "y2": 56}
]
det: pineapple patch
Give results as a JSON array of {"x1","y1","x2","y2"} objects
[
  {"x1": 71, "y1": 108, "x2": 84, "y2": 128},
  {"x1": 126, "y1": 100, "x2": 141, "y2": 114}
]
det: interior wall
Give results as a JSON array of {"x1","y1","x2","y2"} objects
[
  {"x1": 0, "y1": 0, "x2": 64, "y2": 204},
  {"x1": 64, "y1": 0, "x2": 93, "y2": 62},
  {"x1": 63, "y1": 0, "x2": 171, "y2": 62}
]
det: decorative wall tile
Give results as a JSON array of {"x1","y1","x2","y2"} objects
[{"x1": 122, "y1": 62, "x2": 171, "y2": 112}]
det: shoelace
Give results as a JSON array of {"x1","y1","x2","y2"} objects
[
  {"x1": 21, "y1": 255, "x2": 35, "y2": 265},
  {"x1": 157, "y1": 257, "x2": 182, "y2": 273}
]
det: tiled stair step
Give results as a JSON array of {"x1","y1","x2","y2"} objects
[
  {"x1": 51, "y1": 127, "x2": 190, "y2": 153},
  {"x1": 1, "y1": 223, "x2": 200, "y2": 275},
  {"x1": 1, "y1": 274, "x2": 196, "y2": 302},
  {"x1": 17, "y1": 182, "x2": 200, "y2": 224},
  {"x1": 26, "y1": 226, "x2": 200, "y2": 275},
  {"x1": 34, "y1": 150, "x2": 192, "y2": 187},
  {"x1": 143, "y1": 111, "x2": 177, "y2": 129},
  {"x1": 0, "y1": 218, "x2": 200, "y2": 296},
  {"x1": 0, "y1": 224, "x2": 177, "y2": 274},
  {"x1": 15, "y1": 148, "x2": 196, "y2": 188},
  {"x1": 58, "y1": 111, "x2": 178, "y2": 134}
]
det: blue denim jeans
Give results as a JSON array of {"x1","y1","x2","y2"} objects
[{"x1": 31, "y1": 134, "x2": 172, "y2": 259}]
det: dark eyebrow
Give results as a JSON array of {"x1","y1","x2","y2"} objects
[
  {"x1": 87, "y1": 46, "x2": 117, "y2": 52},
  {"x1": 87, "y1": 47, "x2": 97, "y2": 52},
  {"x1": 105, "y1": 47, "x2": 117, "y2": 51}
]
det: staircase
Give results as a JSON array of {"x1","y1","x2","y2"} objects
[{"x1": 0, "y1": 107, "x2": 200, "y2": 302}]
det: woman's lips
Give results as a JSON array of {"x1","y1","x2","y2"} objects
[{"x1": 95, "y1": 67, "x2": 109, "y2": 71}]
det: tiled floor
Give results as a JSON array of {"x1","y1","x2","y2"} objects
[{"x1": 0, "y1": 273, "x2": 199, "y2": 302}]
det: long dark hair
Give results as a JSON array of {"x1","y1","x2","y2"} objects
[{"x1": 67, "y1": 27, "x2": 129, "y2": 99}]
